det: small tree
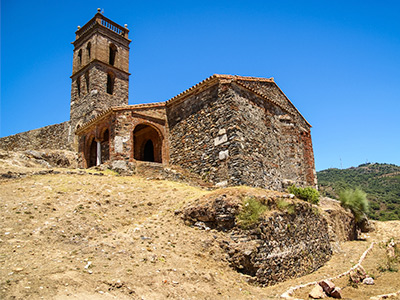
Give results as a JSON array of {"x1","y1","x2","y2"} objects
[{"x1": 339, "y1": 188, "x2": 369, "y2": 223}]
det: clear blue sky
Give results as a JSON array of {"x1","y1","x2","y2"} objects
[{"x1": 1, "y1": 0, "x2": 399, "y2": 171}]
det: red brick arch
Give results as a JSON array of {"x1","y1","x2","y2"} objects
[{"x1": 133, "y1": 123, "x2": 163, "y2": 163}]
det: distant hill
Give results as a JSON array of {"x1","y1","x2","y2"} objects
[{"x1": 317, "y1": 163, "x2": 400, "y2": 221}]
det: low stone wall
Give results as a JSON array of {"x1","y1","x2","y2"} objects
[
  {"x1": 183, "y1": 189, "x2": 332, "y2": 286},
  {"x1": 0, "y1": 121, "x2": 73, "y2": 151},
  {"x1": 320, "y1": 197, "x2": 357, "y2": 243}
]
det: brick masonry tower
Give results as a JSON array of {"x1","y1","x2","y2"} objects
[{"x1": 69, "y1": 9, "x2": 131, "y2": 146}]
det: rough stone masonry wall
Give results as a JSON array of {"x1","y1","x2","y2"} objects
[
  {"x1": 167, "y1": 83, "x2": 243, "y2": 185},
  {"x1": 110, "y1": 107, "x2": 167, "y2": 162},
  {"x1": 0, "y1": 121, "x2": 73, "y2": 151},
  {"x1": 93, "y1": 34, "x2": 130, "y2": 74},
  {"x1": 229, "y1": 83, "x2": 315, "y2": 190},
  {"x1": 183, "y1": 193, "x2": 332, "y2": 286},
  {"x1": 228, "y1": 205, "x2": 332, "y2": 286},
  {"x1": 167, "y1": 82, "x2": 316, "y2": 190},
  {"x1": 238, "y1": 205, "x2": 331, "y2": 286},
  {"x1": 72, "y1": 34, "x2": 130, "y2": 76},
  {"x1": 70, "y1": 64, "x2": 129, "y2": 132}
]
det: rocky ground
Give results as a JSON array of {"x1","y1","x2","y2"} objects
[{"x1": 0, "y1": 150, "x2": 399, "y2": 299}]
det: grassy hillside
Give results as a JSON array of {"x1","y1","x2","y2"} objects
[{"x1": 317, "y1": 163, "x2": 400, "y2": 221}]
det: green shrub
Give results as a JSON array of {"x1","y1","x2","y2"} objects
[
  {"x1": 339, "y1": 188, "x2": 369, "y2": 223},
  {"x1": 288, "y1": 185, "x2": 320, "y2": 205},
  {"x1": 236, "y1": 197, "x2": 267, "y2": 229}
]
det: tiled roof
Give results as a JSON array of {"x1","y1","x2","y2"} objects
[
  {"x1": 76, "y1": 102, "x2": 165, "y2": 134},
  {"x1": 166, "y1": 74, "x2": 310, "y2": 126},
  {"x1": 165, "y1": 74, "x2": 274, "y2": 106},
  {"x1": 76, "y1": 74, "x2": 310, "y2": 135}
]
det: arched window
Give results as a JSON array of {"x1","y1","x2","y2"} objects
[
  {"x1": 85, "y1": 71, "x2": 90, "y2": 93},
  {"x1": 76, "y1": 77, "x2": 81, "y2": 97},
  {"x1": 86, "y1": 42, "x2": 91, "y2": 59},
  {"x1": 106, "y1": 72, "x2": 115, "y2": 95},
  {"x1": 78, "y1": 49, "x2": 82, "y2": 65},
  {"x1": 109, "y1": 44, "x2": 117, "y2": 66}
]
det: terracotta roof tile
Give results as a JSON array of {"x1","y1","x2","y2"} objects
[
  {"x1": 165, "y1": 74, "x2": 310, "y2": 126},
  {"x1": 77, "y1": 74, "x2": 310, "y2": 134},
  {"x1": 165, "y1": 74, "x2": 274, "y2": 106},
  {"x1": 76, "y1": 102, "x2": 166, "y2": 134}
]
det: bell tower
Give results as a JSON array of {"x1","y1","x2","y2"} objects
[{"x1": 70, "y1": 9, "x2": 131, "y2": 133}]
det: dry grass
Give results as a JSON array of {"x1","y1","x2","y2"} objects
[{"x1": 0, "y1": 167, "x2": 399, "y2": 299}]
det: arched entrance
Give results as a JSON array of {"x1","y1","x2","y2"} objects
[
  {"x1": 101, "y1": 129, "x2": 110, "y2": 163},
  {"x1": 133, "y1": 124, "x2": 162, "y2": 163},
  {"x1": 88, "y1": 138, "x2": 97, "y2": 167},
  {"x1": 143, "y1": 139, "x2": 155, "y2": 162},
  {"x1": 85, "y1": 128, "x2": 110, "y2": 168}
]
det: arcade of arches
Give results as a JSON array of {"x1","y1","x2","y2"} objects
[
  {"x1": 84, "y1": 124, "x2": 163, "y2": 168},
  {"x1": 86, "y1": 129, "x2": 110, "y2": 168}
]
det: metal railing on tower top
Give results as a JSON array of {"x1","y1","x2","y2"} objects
[{"x1": 75, "y1": 11, "x2": 129, "y2": 40}]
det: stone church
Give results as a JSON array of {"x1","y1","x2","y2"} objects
[{"x1": 0, "y1": 11, "x2": 317, "y2": 191}]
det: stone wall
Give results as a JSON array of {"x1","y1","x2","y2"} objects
[
  {"x1": 72, "y1": 32, "x2": 130, "y2": 76},
  {"x1": 321, "y1": 197, "x2": 357, "y2": 243},
  {"x1": 167, "y1": 82, "x2": 241, "y2": 185},
  {"x1": 0, "y1": 121, "x2": 73, "y2": 151},
  {"x1": 70, "y1": 63, "x2": 129, "y2": 132},
  {"x1": 230, "y1": 204, "x2": 332, "y2": 286},
  {"x1": 183, "y1": 190, "x2": 332, "y2": 286},
  {"x1": 230, "y1": 83, "x2": 315, "y2": 189},
  {"x1": 77, "y1": 105, "x2": 167, "y2": 167},
  {"x1": 167, "y1": 79, "x2": 316, "y2": 191},
  {"x1": 111, "y1": 106, "x2": 168, "y2": 163}
]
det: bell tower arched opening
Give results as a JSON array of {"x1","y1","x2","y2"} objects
[{"x1": 133, "y1": 124, "x2": 162, "y2": 163}]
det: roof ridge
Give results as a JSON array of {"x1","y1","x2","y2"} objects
[
  {"x1": 234, "y1": 81, "x2": 285, "y2": 112},
  {"x1": 166, "y1": 74, "x2": 275, "y2": 106},
  {"x1": 234, "y1": 80, "x2": 311, "y2": 127},
  {"x1": 76, "y1": 108, "x2": 113, "y2": 134},
  {"x1": 76, "y1": 102, "x2": 166, "y2": 134},
  {"x1": 114, "y1": 102, "x2": 165, "y2": 110}
]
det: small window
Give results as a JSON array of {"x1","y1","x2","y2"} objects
[
  {"x1": 85, "y1": 71, "x2": 90, "y2": 93},
  {"x1": 78, "y1": 49, "x2": 82, "y2": 65},
  {"x1": 76, "y1": 77, "x2": 81, "y2": 97},
  {"x1": 86, "y1": 42, "x2": 91, "y2": 59},
  {"x1": 107, "y1": 73, "x2": 114, "y2": 95},
  {"x1": 109, "y1": 44, "x2": 117, "y2": 66}
]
